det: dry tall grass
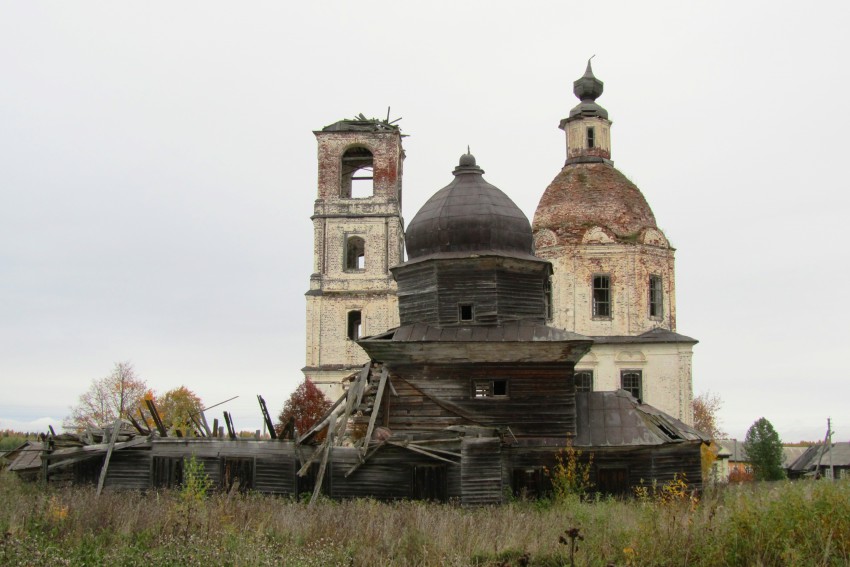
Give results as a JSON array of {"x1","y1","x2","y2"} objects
[{"x1": 1, "y1": 471, "x2": 848, "y2": 566}]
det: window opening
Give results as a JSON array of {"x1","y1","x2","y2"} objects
[
  {"x1": 587, "y1": 127, "x2": 595, "y2": 148},
  {"x1": 347, "y1": 310, "x2": 362, "y2": 340},
  {"x1": 459, "y1": 304, "x2": 474, "y2": 322},
  {"x1": 340, "y1": 147, "x2": 374, "y2": 198},
  {"x1": 473, "y1": 379, "x2": 508, "y2": 399},
  {"x1": 592, "y1": 274, "x2": 611, "y2": 318},
  {"x1": 345, "y1": 236, "x2": 366, "y2": 271},
  {"x1": 544, "y1": 276, "x2": 553, "y2": 320},
  {"x1": 512, "y1": 467, "x2": 549, "y2": 499},
  {"x1": 221, "y1": 457, "x2": 254, "y2": 492},
  {"x1": 575, "y1": 370, "x2": 593, "y2": 393},
  {"x1": 649, "y1": 275, "x2": 663, "y2": 318},
  {"x1": 152, "y1": 456, "x2": 184, "y2": 489},
  {"x1": 411, "y1": 464, "x2": 448, "y2": 501},
  {"x1": 621, "y1": 370, "x2": 642, "y2": 401}
]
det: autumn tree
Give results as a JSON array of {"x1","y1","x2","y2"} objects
[
  {"x1": 156, "y1": 386, "x2": 203, "y2": 434},
  {"x1": 691, "y1": 391, "x2": 727, "y2": 439},
  {"x1": 275, "y1": 378, "x2": 332, "y2": 439},
  {"x1": 64, "y1": 361, "x2": 149, "y2": 431},
  {"x1": 744, "y1": 417, "x2": 785, "y2": 481}
]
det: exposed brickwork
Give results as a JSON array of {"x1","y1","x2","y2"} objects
[
  {"x1": 304, "y1": 124, "x2": 404, "y2": 398},
  {"x1": 532, "y1": 118, "x2": 693, "y2": 423},
  {"x1": 533, "y1": 162, "x2": 658, "y2": 245}
]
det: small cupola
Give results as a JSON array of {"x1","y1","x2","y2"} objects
[{"x1": 560, "y1": 58, "x2": 613, "y2": 165}]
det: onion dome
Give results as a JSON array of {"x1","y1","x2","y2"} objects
[
  {"x1": 566, "y1": 58, "x2": 608, "y2": 122},
  {"x1": 533, "y1": 162, "x2": 658, "y2": 244},
  {"x1": 405, "y1": 152, "x2": 535, "y2": 261}
]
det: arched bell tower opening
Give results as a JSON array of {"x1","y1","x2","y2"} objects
[
  {"x1": 340, "y1": 146, "x2": 374, "y2": 199},
  {"x1": 304, "y1": 116, "x2": 405, "y2": 400}
]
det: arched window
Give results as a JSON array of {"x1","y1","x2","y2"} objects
[
  {"x1": 347, "y1": 310, "x2": 362, "y2": 340},
  {"x1": 345, "y1": 236, "x2": 365, "y2": 271},
  {"x1": 340, "y1": 147, "x2": 374, "y2": 198}
]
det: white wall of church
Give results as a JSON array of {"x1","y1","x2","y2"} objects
[{"x1": 576, "y1": 342, "x2": 694, "y2": 423}]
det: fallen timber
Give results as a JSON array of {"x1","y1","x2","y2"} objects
[{"x1": 6, "y1": 362, "x2": 707, "y2": 504}]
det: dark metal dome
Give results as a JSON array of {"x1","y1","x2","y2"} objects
[{"x1": 405, "y1": 153, "x2": 535, "y2": 261}]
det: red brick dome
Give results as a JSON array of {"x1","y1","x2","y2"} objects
[{"x1": 532, "y1": 162, "x2": 658, "y2": 245}]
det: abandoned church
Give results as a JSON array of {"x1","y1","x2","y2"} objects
[{"x1": 9, "y1": 62, "x2": 708, "y2": 502}]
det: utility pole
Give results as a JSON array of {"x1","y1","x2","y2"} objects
[
  {"x1": 814, "y1": 418, "x2": 834, "y2": 480},
  {"x1": 828, "y1": 417, "x2": 834, "y2": 481}
]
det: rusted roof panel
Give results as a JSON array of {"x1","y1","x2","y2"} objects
[{"x1": 575, "y1": 391, "x2": 708, "y2": 447}]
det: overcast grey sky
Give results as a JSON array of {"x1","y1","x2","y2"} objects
[{"x1": 1, "y1": 2, "x2": 848, "y2": 442}]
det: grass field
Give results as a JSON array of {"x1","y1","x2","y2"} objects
[{"x1": 0, "y1": 470, "x2": 848, "y2": 566}]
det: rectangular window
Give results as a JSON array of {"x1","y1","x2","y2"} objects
[
  {"x1": 473, "y1": 379, "x2": 508, "y2": 399},
  {"x1": 587, "y1": 127, "x2": 595, "y2": 148},
  {"x1": 459, "y1": 304, "x2": 474, "y2": 322},
  {"x1": 347, "y1": 310, "x2": 362, "y2": 340},
  {"x1": 592, "y1": 274, "x2": 611, "y2": 318},
  {"x1": 649, "y1": 275, "x2": 663, "y2": 318},
  {"x1": 575, "y1": 370, "x2": 593, "y2": 393},
  {"x1": 544, "y1": 277, "x2": 553, "y2": 320},
  {"x1": 620, "y1": 370, "x2": 642, "y2": 401}
]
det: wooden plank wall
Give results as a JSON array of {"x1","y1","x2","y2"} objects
[
  {"x1": 396, "y1": 262, "x2": 439, "y2": 325},
  {"x1": 255, "y1": 457, "x2": 297, "y2": 495},
  {"x1": 384, "y1": 364, "x2": 576, "y2": 437},
  {"x1": 103, "y1": 450, "x2": 151, "y2": 491},
  {"x1": 461, "y1": 437, "x2": 503, "y2": 506},
  {"x1": 395, "y1": 259, "x2": 547, "y2": 327}
]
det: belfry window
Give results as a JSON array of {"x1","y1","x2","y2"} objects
[
  {"x1": 649, "y1": 275, "x2": 663, "y2": 318},
  {"x1": 621, "y1": 370, "x2": 642, "y2": 401},
  {"x1": 340, "y1": 147, "x2": 374, "y2": 198},
  {"x1": 592, "y1": 274, "x2": 611, "y2": 318},
  {"x1": 544, "y1": 277, "x2": 553, "y2": 320},
  {"x1": 575, "y1": 370, "x2": 593, "y2": 393},
  {"x1": 459, "y1": 304, "x2": 474, "y2": 322},
  {"x1": 345, "y1": 236, "x2": 365, "y2": 271},
  {"x1": 347, "y1": 310, "x2": 362, "y2": 340},
  {"x1": 587, "y1": 127, "x2": 595, "y2": 149}
]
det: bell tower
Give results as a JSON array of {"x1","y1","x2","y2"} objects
[{"x1": 304, "y1": 116, "x2": 405, "y2": 399}]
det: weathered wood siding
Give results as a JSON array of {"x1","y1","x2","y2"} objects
[
  {"x1": 255, "y1": 457, "x2": 297, "y2": 495},
  {"x1": 381, "y1": 364, "x2": 576, "y2": 437},
  {"x1": 395, "y1": 258, "x2": 548, "y2": 327},
  {"x1": 461, "y1": 437, "x2": 503, "y2": 506},
  {"x1": 590, "y1": 443, "x2": 703, "y2": 491},
  {"x1": 503, "y1": 441, "x2": 704, "y2": 494},
  {"x1": 395, "y1": 261, "x2": 439, "y2": 325},
  {"x1": 103, "y1": 450, "x2": 151, "y2": 491}
]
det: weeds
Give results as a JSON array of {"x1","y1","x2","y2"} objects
[
  {"x1": 0, "y1": 470, "x2": 848, "y2": 566},
  {"x1": 547, "y1": 438, "x2": 593, "y2": 502}
]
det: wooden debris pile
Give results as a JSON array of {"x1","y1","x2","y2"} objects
[{"x1": 295, "y1": 362, "x2": 466, "y2": 505}]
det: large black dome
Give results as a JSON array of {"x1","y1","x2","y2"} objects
[{"x1": 405, "y1": 153, "x2": 535, "y2": 261}]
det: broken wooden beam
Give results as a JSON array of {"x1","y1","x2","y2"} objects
[
  {"x1": 361, "y1": 367, "x2": 388, "y2": 456},
  {"x1": 145, "y1": 399, "x2": 168, "y2": 437},
  {"x1": 96, "y1": 418, "x2": 123, "y2": 496},
  {"x1": 308, "y1": 413, "x2": 336, "y2": 507},
  {"x1": 257, "y1": 395, "x2": 277, "y2": 439}
]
